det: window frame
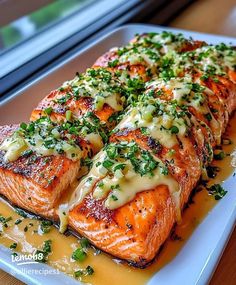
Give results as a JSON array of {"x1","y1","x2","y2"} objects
[{"x1": 0, "y1": 0, "x2": 193, "y2": 98}]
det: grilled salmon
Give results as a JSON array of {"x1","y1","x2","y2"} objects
[
  {"x1": 0, "y1": 118, "x2": 95, "y2": 217},
  {"x1": 31, "y1": 68, "x2": 128, "y2": 128},
  {"x1": 94, "y1": 32, "x2": 205, "y2": 79},
  {"x1": 0, "y1": 31, "x2": 235, "y2": 269},
  {"x1": 68, "y1": 42, "x2": 236, "y2": 266}
]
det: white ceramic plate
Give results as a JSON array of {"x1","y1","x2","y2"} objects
[{"x1": 0, "y1": 24, "x2": 236, "y2": 285}]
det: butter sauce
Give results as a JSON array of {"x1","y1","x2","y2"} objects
[{"x1": 0, "y1": 113, "x2": 235, "y2": 285}]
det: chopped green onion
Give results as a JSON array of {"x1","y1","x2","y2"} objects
[
  {"x1": 66, "y1": 110, "x2": 72, "y2": 121},
  {"x1": 20, "y1": 122, "x2": 27, "y2": 130},
  {"x1": 111, "y1": 195, "x2": 118, "y2": 201},
  {"x1": 74, "y1": 270, "x2": 83, "y2": 278},
  {"x1": 44, "y1": 107, "x2": 53, "y2": 115},
  {"x1": 43, "y1": 240, "x2": 52, "y2": 253},
  {"x1": 72, "y1": 248, "x2": 87, "y2": 262},
  {"x1": 113, "y1": 163, "x2": 126, "y2": 171},
  {"x1": 108, "y1": 59, "x2": 119, "y2": 67},
  {"x1": 40, "y1": 220, "x2": 53, "y2": 234},
  {"x1": 15, "y1": 219, "x2": 22, "y2": 225},
  {"x1": 85, "y1": 265, "x2": 94, "y2": 275},
  {"x1": 204, "y1": 113, "x2": 212, "y2": 121},
  {"x1": 102, "y1": 160, "x2": 114, "y2": 169}
]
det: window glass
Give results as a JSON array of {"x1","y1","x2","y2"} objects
[
  {"x1": 0, "y1": 0, "x2": 128, "y2": 78},
  {"x1": 0, "y1": 0, "x2": 95, "y2": 51}
]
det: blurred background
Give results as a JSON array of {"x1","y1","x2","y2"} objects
[{"x1": 0, "y1": 0, "x2": 235, "y2": 96}]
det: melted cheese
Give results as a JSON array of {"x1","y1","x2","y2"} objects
[
  {"x1": 195, "y1": 45, "x2": 236, "y2": 74},
  {"x1": 0, "y1": 131, "x2": 82, "y2": 162},
  {"x1": 148, "y1": 76, "x2": 207, "y2": 111},
  {"x1": 85, "y1": 133, "x2": 103, "y2": 153},
  {"x1": 58, "y1": 204, "x2": 69, "y2": 233},
  {"x1": 118, "y1": 104, "x2": 187, "y2": 148},
  {"x1": 103, "y1": 162, "x2": 180, "y2": 213},
  {"x1": 147, "y1": 77, "x2": 223, "y2": 144},
  {"x1": 69, "y1": 151, "x2": 107, "y2": 209},
  {"x1": 0, "y1": 135, "x2": 28, "y2": 161},
  {"x1": 136, "y1": 32, "x2": 185, "y2": 54},
  {"x1": 63, "y1": 69, "x2": 124, "y2": 112},
  {"x1": 119, "y1": 46, "x2": 160, "y2": 70},
  {"x1": 69, "y1": 147, "x2": 181, "y2": 220},
  {"x1": 152, "y1": 34, "x2": 181, "y2": 54}
]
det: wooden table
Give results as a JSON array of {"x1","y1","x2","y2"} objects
[
  {"x1": 0, "y1": 0, "x2": 236, "y2": 284},
  {"x1": 169, "y1": 0, "x2": 236, "y2": 37}
]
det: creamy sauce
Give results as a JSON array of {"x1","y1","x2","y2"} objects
[
  {"x1": 147, "y1": 77, "x2": 222, "y2": 144},
  {"x1": 194, "y1": 45, "x2": 236, "y2": 74},
  {"x1": 70, "y1": 144, "x2": 179, "y2": 214},
  {"x1": 63, "y1": 69, "x2": 124, "y2": 112},
  {"x1": 136, "y1": 32, "x2": 185, "y2": 54},
  {"x1": 119, "y1": 46, "x2": 160, "y2": 69},
  {"x1": 177, "y1": 45, "x2": 235, "y2": 77},
  {"x1": 0, "y1": 120, "x2": 83, "y2": 162},
  {"x1": 0, "y1": 113, "x2": 236, "y2": 285},
  {"x1": 118, "y1": 103, "x2": 187, "y2": 148}
]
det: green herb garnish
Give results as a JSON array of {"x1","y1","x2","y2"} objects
[
  {"x1": 44, "y1": 107, "x2": 53, "y2": 115},
  {"x1": 40, "y1": 220, "x2": 53, "y2": 234},
  {"x1": 10, "y1": 242, "x2": 17, "y2": 250},
  {"x1": 208, "y1": 184, "x2": 227, "y2": 200},
  {"x1": 214, "y1": 151, "x2": 225, "y2": 160},
  {"x1": 170, "y1": 126, "x2": 179, "y2": 134},
  {"x1": 72, "y1": 248, "x2": 87, "y2": 262}
]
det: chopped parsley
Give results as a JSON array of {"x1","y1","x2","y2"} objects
[
  {"x1": 14, "y1": 219, "x2": 23, "y2": 225},
  {"x1": 10, "y1": 242, "x2": 17, "y2": 250},
  {"x1": 0, "y1": 215, "x2": 12, "y2": 228},
  {"x1": 40, "y1": 220, "x2": 53, "y2": 234},
  {"x1": 44, "y1": 107, "x2": 53, "y2": 115},
  {"x1": 204, "y1": 113, "x2": 212, "y2": 122},
  {"x1": 208, "y1": 184, "x2": 227, "y2": 200},
  {"x1": 80, "y1": 238, "x2": 90, "y2": 249},
  {"x1": 74, "y1": 265, "x2": 94, "y2": 278},
  {"x1": 103, "y1": 141, "x2": 161, "y2": 177},
  {"x1": 108, "y1": 59, "x2": 119, "y2": 67},
  {"x1": 170, "y1": 126, "x2": 179, "y2": 134},
  {"x1": 35, "y1": 240, "x2": 52, "y2": 263}
]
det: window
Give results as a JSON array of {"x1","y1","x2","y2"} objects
[
  {"x1": 0, "y1": 0, "x2": 129, "y2": 78},
  {"x1": 0, "y1": 0, "x2": 191, "y2": 96}
]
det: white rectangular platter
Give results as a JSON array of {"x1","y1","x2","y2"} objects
[{"x1": 0, "y1": 24, "x2": 236, "y2": 285}]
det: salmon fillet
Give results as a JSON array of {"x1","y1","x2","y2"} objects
[
  {"x1": 68, "y1": 72, "x2": 236, "y2": 266},
  {"x1": 93, "y1": 33, "x2": 205, "y2": 79},
  {"x1": 0, "y1": 31, "x2": 235, "y2": 268},
  {"x1": 0, "y1": 121, "x2": 93, "y2": 218},
  {"x1": 31, "y1": 68, "x2": 127, "y2": 127}
]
